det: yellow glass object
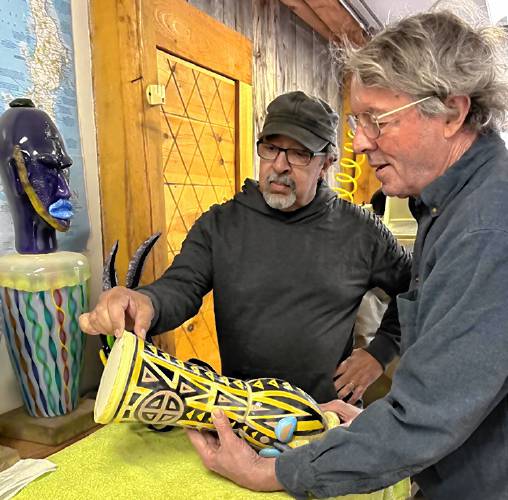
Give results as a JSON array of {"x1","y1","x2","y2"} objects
[{"x1": 95, "y1": 331, "x2": 338, "y2": 450}]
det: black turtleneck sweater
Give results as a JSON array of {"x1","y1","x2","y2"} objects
[{"x1": 138, "y1": 180, "x2": 411, "y2": 402}]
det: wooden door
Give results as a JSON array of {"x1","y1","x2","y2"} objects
[
  {"x1": 91, "y1": 0, "x2": 253, "y2": 370},
  {"x1": 159, "y1": 52, "x2": 237, "y2": 370}
]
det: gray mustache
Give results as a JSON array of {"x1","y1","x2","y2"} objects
[{"x1": 267, "y1": 173, "x2": 296, "y2": 189}]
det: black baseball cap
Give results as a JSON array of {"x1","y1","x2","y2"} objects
[{"x1": 258, "y1": 91, "x2": 339, "y2": 151}]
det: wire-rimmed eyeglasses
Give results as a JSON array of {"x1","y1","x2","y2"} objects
[
  {"x1": 256, "y1": 141, "x2": 327, "y2": 167},
  {"x1": 347, "y1": 96, "x2": 433, "y2": 140}
]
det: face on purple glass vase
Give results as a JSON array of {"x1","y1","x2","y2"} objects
[
  {"x1": 12, "y1": 107, "x2": 74, "y2": 231},
  {"x1": 0, "y1": 99, "x2": 75, "y2": 253}
]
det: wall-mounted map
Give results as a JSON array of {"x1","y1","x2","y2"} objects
[{"x1": 0, "y1": 0, "x2": 89, "y2": 254}]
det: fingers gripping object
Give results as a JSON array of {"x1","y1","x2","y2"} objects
[
  {"x1": 259, "y1": 411, "x2": 340, "y2": 458},
  {"x1": 98, "y1": 233, "x2": 161, "y2": 364},
  {"x1": 94, "y1": 331, "x2": 340, "y2": 452}
]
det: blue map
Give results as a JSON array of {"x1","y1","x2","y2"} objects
[{"x1": 0, "y1": 0, "x2": 90, "y2": 254}]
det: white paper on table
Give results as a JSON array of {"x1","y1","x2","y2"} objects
[{"x1": 0, "y1": 458, "x2": 56, "y2": 499}]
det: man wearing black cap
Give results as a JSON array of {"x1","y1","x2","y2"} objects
[{"x1": 80, "y1": 91, "x2": 410, "y2": 405}]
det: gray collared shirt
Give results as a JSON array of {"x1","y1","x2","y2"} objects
[{"x1": 276, "y1": 132, "x2": 508, "y2": 500}]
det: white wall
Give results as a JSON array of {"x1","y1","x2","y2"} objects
[
  {"x1": 485, "y1": 0, "x2": 508, "y2": 23},
  {"x1": 0, "y1": 0, "x2": 103, "y2": 414},
  {"x1": 71, "y1": 0, "x2": 104, "y2": 395}
]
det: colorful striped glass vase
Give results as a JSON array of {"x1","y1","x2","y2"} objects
[{"x1": 0, "y1": 252, "x2": 90, "y2": 417}]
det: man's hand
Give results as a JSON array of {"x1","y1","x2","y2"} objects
[
  {"x1": 320, "y1": 400, "x2": 363, "y2": 427},
  {"x1": 78, "y1": 286, "x2": 154, "y2": 339},
  {"x1": 334, "y1": 348, "x2": 383, "y2": 404},
  {"x1": 186, "y1": 410, "x2": 284, "y2": 492}
]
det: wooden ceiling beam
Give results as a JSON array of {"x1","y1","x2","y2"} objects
[
  {"x1": 305, "y1": 0, "x2": 364, "y2": 44},
  {"x1": 278, "y1": 0, "x2": 334, "y2": 42},
  {"x1": 280, "y1": 0, "x2": 365, "y2": 45}
]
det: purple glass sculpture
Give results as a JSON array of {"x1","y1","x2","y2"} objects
[{"x1": 0, "y1": 98, "x2": 73, "y2": 254}]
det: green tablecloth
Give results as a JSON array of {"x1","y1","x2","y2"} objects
[{"x1": 16, "y1": 424, "x2": 410, "y2": 499}]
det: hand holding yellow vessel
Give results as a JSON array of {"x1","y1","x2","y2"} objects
[{"x1": 94, "y1": 331, "x2": 339, "y2": 452}]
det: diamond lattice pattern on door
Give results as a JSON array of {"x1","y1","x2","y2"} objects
[{"x1": 157, "y1": 50, "x2": 237, "y2": 372}]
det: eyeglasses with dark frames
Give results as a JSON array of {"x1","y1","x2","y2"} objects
[
  {"x1": 256, "y1": 141, "x2": 327, "y2": 166},
  {"x1": 347, "y1": 96, "x2": 433, "y2": 140}
]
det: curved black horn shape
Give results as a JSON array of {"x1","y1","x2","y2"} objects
[
  {"x1": 125, "y1": 232, "x2": 161, "y2": 289},
  {"x1": 100, "y1": 240, "x2": 119, "y2": 357},
  {"x1": 102, "y1": 240, "x2": 119, "y2": 290}
]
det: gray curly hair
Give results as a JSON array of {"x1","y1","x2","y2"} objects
[{"x1": 341, "y1": 11, "x2": 508, "y2": 132}]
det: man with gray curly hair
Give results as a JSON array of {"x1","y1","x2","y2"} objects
[{"x1": 187, "y1": 11, "x2": 508, "y2": 500}]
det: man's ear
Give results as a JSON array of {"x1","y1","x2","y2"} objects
[
  {"x1": 443, "y1": 95, "x2": 471, "y2": 138},
  {"x1": 319, "y1": 157, "x2": 333, "y2": 179}
]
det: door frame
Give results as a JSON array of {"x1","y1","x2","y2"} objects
[{"x1": 90, "y1": 0, "x2": 253, "y2": 284}]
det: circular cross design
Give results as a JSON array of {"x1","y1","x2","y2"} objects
[{"x1": 135, "y1": 390, "x2": 184, "y2": 425}]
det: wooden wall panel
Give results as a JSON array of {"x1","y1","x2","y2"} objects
[
  {"x1": 276, "y1": 5, "x2": 297, "y2": 91},
  {"x1": 190, "y1": 0, "x2": 223, "y2": 18},
  {"x1": 252, "y1": 0, "x2": 279, "y2": 138},
  {"x1": 295, "y1": 15, "x2": 314, "y2": 98},
  {"x1": 231, "y1": 0, "x2": 254, "y2": 40},
  {"x1": 190, "y1": 0, "x2": 254, "y2": 40}
]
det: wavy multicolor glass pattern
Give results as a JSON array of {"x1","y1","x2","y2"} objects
[{"x1": 0, "y1": 282, "x2": 88, "y2": 417}]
